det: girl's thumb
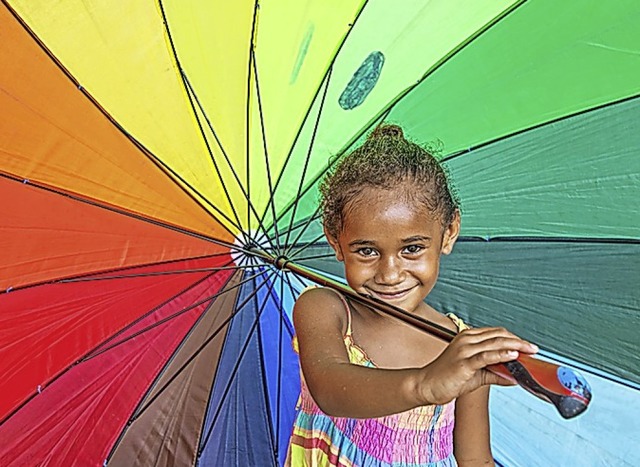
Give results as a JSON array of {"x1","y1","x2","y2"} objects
[{"x1": 483, "y1": 371, "x2": 517, "y2": 387}]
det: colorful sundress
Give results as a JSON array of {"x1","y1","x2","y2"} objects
[{"x1": 285, "y1": 290, "x2": 468, "y2": 467}]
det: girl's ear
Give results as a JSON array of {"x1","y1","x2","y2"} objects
[
  {"x1": 441, "y1": 210, "x2": 461, "y2": 255},
  {"x1": 324, "y1": 226, "x2": 344, "y2": 261}
]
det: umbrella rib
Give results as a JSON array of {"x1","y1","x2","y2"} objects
[
  {"x1": 54, "y1": 252, "x2": 237, "y2": 284},
  {"x1": 2, "y1": 0, "x2": 239, "y2": 238},
  {"x1": 269, "y1": 106, "x2": 394, "y2": 232},
  {"x1": 246, "y1": 1, "x2": 260, "y2": 238},
  {"x1": 181, "y1": 71, "x2": 248, "y2": 240},
  {"x1": 0, "y1": 1, "x2": 242, "y2": 238},
  {"x1": 0, "y1": 173, "x2": 250, "y2": 285},
  {"x1": 157, "y1": 0, "x2": 249, "y2": 241},
  {"x1": 274, "y1": 273, "x2": 290, "y2": 461},
  {"x1": 281, "y1": 269, "x2": 304, "y2": 298},
  {"x1": 283, "y1": 270, "x2": 321, "y2": 304},
  {"x1": 279, "y1": 237, "x2": 328, "y2": 253},
  {"x1": 254, "y1": 321, "x2": 279, "y2": 465},
  {"x1": 161, "y1": 2, "x2": 267, "y2": 249},
  {"x1": 252, "y1": 275, "x2": 280, "y2": 464},
  {"x1": 287, "y1": 232, "x2": 328, "y2": 262},
  {"x1": 0, "y1": 265, "x2": 237, "y2": 426},
  {"x1": 128, "y1": 269, "x2": 276, "y2": 423},
  {"x1": 286, "y1": 252, "x2": 336, "y2": 263},
  {"x1": 283, "y1": 267, "x2": 310, "y2": 294},
  {"x1": 2, "y1": 251, "x2": 232, "y2": 293},
  {"x1": 199, "y1": 270, "x2": 280, "y2": 451},
  {"x1": 58, "y1": 264, "x2": 257, "y2": 284},
  {"x1": 277, "y1": 211, "x2": 323, "y2": 247},
  {"x1": 257, "y1": 1, "x2": 369, "y2": 233},
  {"x1": 255, "y1": 75, "x2": 328, "y2": 233},
  {"x1": 251, "y1": 46, "x2": 283, "y2": 253},
  {"x1": 284, "y1": 208, "x2": 325, "y2": 257},
  {"x1": 268, "y1": 273, "x2": 297, "y2": 343},
  {"x1": 440, "y1": 92, "x2": 640, "y2": 164},
  {"x1": 179, "y1": 72, "x2": 276, "y2": 248},
  {"x1": 105, "y1": 268, "x2": 248, "y2": 462},
  {"x1": 456, "y1": 236, "x2": 640, "y2": 245},
  {"x1": 181, "y1": 72, "x2": 274, "y2": 245},
  {"x1": 82, "y1": 268, "x2": 265, "y2": 362},
  {"x1": 282, "y1": 67, "x2": 334, "y2": 252}
]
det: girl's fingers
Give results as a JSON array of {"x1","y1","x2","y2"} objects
[
  {"x1": 455, "y1": 328, "x2": 538, "y2": 355},
  {"x1": 457, "y1": 327, "x2": 526, "y2": 342},
  {"x1": 468, "y1": 348, "x2": 522, "y2": 370},
  {"x1": 455, "y1": 326, "x2": 513, "y2": 338},
  {"x1": 468, "y1": 336, "x2": 538, "y2": 356}
]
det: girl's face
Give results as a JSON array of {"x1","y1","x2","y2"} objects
[{"x1": 326, "y1": 186, "x2": 459, "y2": 314}]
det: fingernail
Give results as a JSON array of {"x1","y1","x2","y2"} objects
[
  {"x1": 530, "y1": 344, "x2": 539, "y2": 352},
  {"x1": 507, "y1": 350, "x2": 518, "y2": 358}
]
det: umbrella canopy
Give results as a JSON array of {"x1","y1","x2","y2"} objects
[{"x1": 1, "y1": 1, "x2": 639, "y2": 465}]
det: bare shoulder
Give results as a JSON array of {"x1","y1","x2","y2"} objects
[
  {"x1": 294, "y1": 287, "x2": 346, "y2": 315},
  {"x1": 295, "y1": 286, "x2": 343, "y2": 307},
  {"x1": 293, "y1": 288, "x2": 353, "y2": 373},
  {"x1": 293, "y1": 287, "x2": 349, "y2": 335}
]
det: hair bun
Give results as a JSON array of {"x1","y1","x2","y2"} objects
[{"x1": 369, "y1": 124, "x2": 403, "y2": 140}]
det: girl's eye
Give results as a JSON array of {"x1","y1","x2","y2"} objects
[
  {"x1": 404, "y1": 245, "x2": 424, "y2": 254},
  {"x1": 357, "y1": 247, "x2": 377, "y2": 257}
]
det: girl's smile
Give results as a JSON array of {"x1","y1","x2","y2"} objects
[{"x1": 327, "y1": 185, "x2": 459, "y2": 315}]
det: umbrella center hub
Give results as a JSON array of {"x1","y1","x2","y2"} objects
[
  {"x1": 273, "y1": 255, "x2": 291, "y2": 270},
  {"x1": 231, "y1": 230, "x2": 272, "y2": 267}
]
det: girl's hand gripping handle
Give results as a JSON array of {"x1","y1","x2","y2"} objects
[{"x1": 488, "y1": 354, "x2": 592, "y2": 419}]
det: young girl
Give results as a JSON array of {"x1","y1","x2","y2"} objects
[{"x1": 285, "y1": 125, "x2": 538, "y2": 466}]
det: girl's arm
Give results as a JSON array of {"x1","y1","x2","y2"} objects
[
  {"x1": 295, "y1": 288, "x2": 537, "y2": 419},
  {"x1": 453, "y1": 387, "x2": 495, "y2": 467},
  {"x1": 294, "y1": 288, "x2": 426, "y2": 418}
]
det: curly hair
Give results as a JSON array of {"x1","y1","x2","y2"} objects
[{"x1": 319, "y1": 124, "x2": 459, "y2": 239}]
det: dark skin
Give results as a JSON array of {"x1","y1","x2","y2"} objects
[{"x1": 294, "y1": 186, "x2": 538, "y2": 466}]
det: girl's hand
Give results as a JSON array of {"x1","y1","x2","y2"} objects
[{"x1": 418, "y1": 327, "x2": 538, "y2": 405}]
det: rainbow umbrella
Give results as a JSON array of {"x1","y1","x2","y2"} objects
[{"x1": 1, "y1": 1, "x2": 639, "y2": 465}]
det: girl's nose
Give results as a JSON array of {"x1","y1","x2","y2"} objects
[{"x1": 375, "y1": 256, "x2": 403, "y2": 284}]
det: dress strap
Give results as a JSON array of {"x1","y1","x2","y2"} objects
[
  {"x1": 446, "y1": 312, "x2": 470, "y2": 332},
  {"x1": 324, "y1": 288, "x2": 353, "y2": 337}
]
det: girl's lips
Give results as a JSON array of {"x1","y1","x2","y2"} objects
[{"x1": 367, "y1": 287, "x2": 413, "y2": 300}]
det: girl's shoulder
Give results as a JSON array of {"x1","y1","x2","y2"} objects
[
  {"x1": 296, "y1": 285, "x2": 348, "y2": 308},
  {"x1": 294, "y1": 286, "x2": 351, "y2": 329},
  {"x1": 292, "y1": 287, "x2": 352, "y2": 354}
]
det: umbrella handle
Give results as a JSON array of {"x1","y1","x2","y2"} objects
[{"x1": 487, "y1": 354, "x2": 592, "y2": 419}]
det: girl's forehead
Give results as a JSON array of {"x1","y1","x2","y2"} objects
[
  {"x1": 343, "y1": 189, "x2": 441, "y2": 229},
  {"x1": 345, "y1": 185, "x2": 433, "y2": 213}
]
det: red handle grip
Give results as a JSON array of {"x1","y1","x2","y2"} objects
[{"x1": 488, "y1": 354, "x2": 591, "y2": 419}]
